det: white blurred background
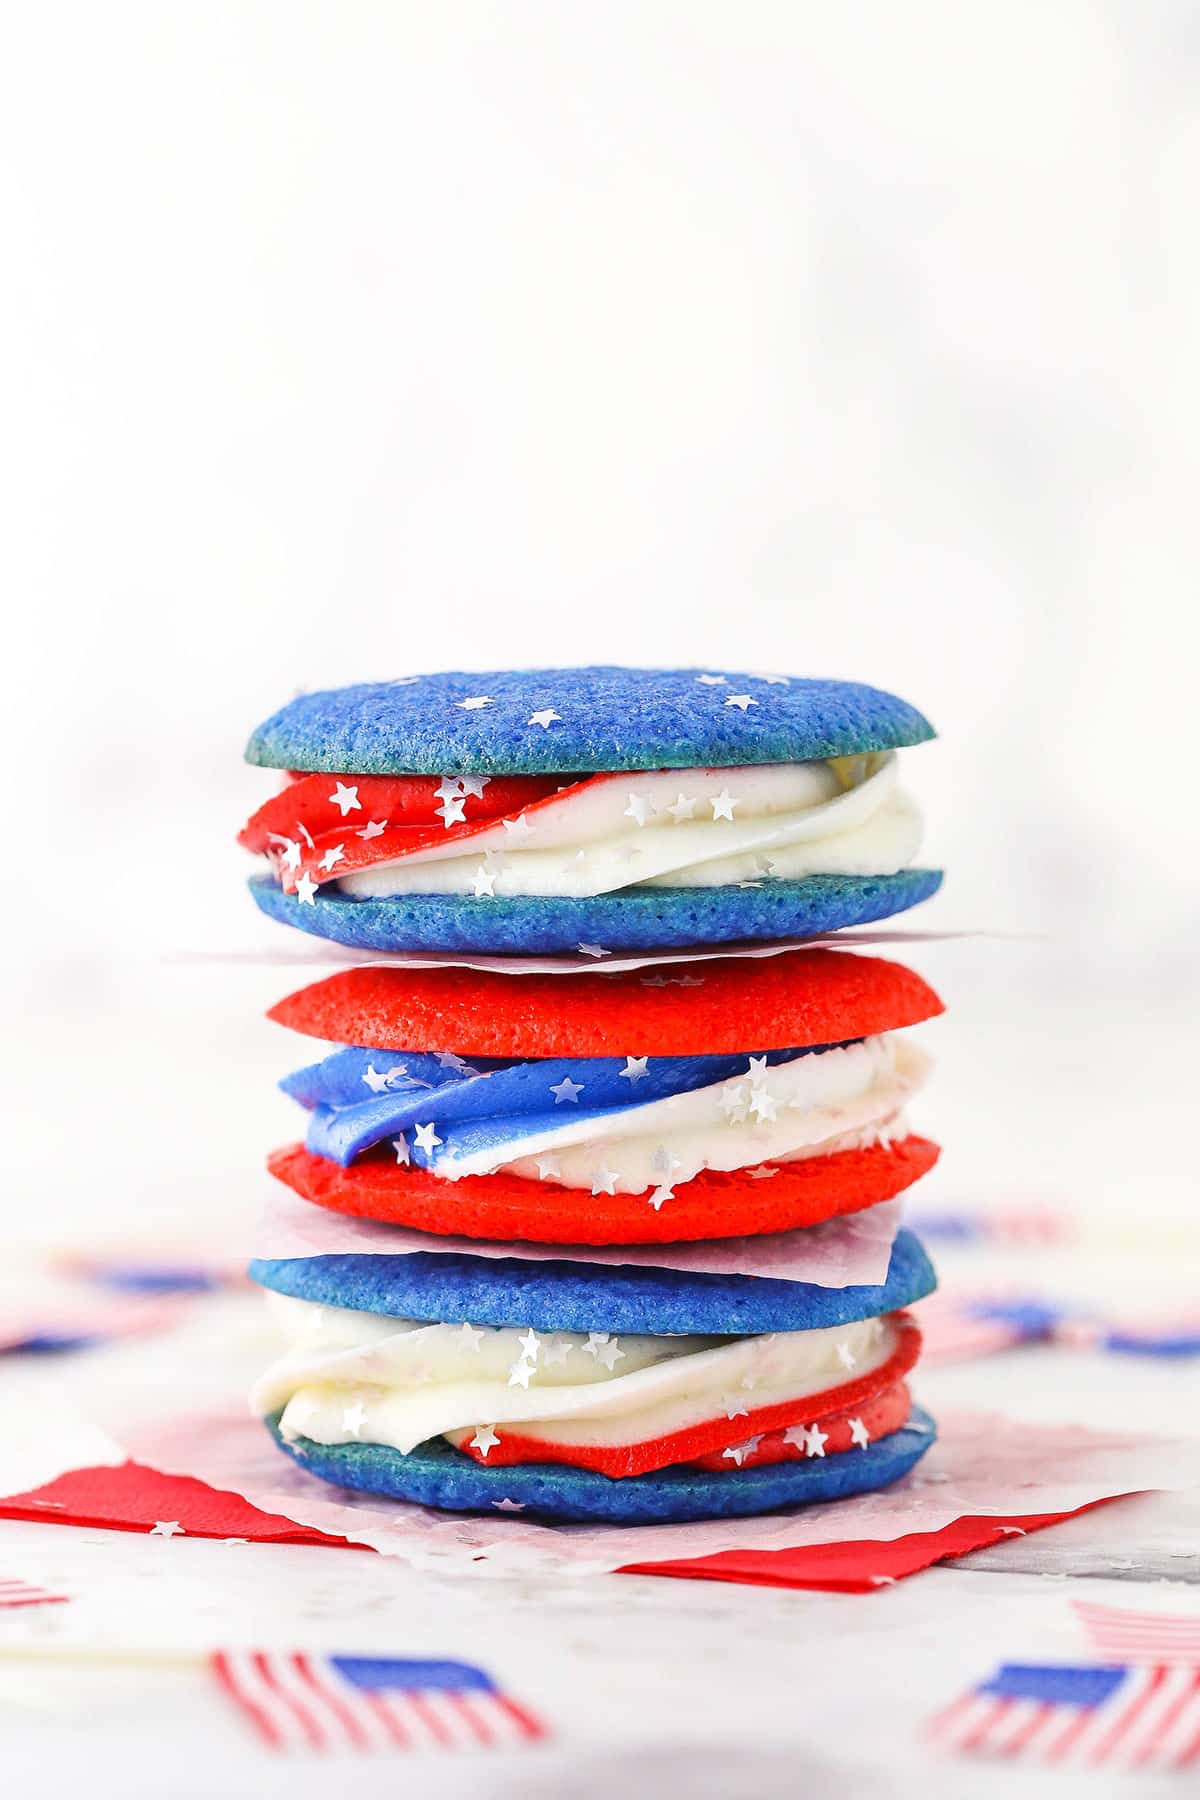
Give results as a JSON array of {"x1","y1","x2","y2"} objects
[{"x1": 1, "y1": 2, "x2": 1197, "y2": 1258}]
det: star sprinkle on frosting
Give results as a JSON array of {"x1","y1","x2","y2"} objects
[{"x1": 328, "y1": 782, "x2": 360, "y2": 816}]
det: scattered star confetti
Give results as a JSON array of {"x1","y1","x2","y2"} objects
[
  {"x1": 746, "y1": 1056, "x2": 769, "y2": 1080},
  {"x1": 749, "y1": 1087, "x2": 779, "y2": 1123},
  {"x1": 528, "y1": 708, "x2": 562, "y2": 728},
  {"x1": 695, "y1": 673, "x2": 727, "y2": 685},
  {"x1": 456, "y1": 696, "x2": 493, "y2": 710},
  {"x1": 328, "y1": 782, "x2": 361, "y2": 816},
  {"x1": 149, "y1": 1521, "x2": 184, "y2": 1538},
  {"x1": 550, "y1": 1075, "x2": 584, "y2": 1104},
  {"x1": 746, "y1": 1164, "x2": 778, "y2": 1179},
  {"x1": 391, "y1": 1135, "x2": 410, "y2": 1165},
  {"x1": 459, "y1": 1322, "x2": 484, "y2": 1351},
  {"x1": 357, "y1": 818, "x2": 387, "y2": 839},
  {"x1": 342, "y1": 1402, "x2": 368, "y2": 1437},
  {"x1": 413, "y1": 1122, "x2": 444, "y2": 1155},
  {"x1": 536, "y1": 1157, "x2": 562, "y2": 1180},
  {"x1": 438, "y1": 792, "x2": 468, "y2": 828},
  {"x1": 362, "y1": 1064, "x2": 391, "y2": 1093},
  {"x1": 722, "y1": 1437, "x2": 762, "y2": 1467},
  {"x1": 590, "y1": 1164, "x2": 618, "y2": 1196},
  {"x1": 297, "y1": 821, "x2": 314, "y2": 848},
  {"x1": 517, "y1": 1328, "x2": 540, "y2": 1362},
  {"x1": 666, "y1": 793, "x2": 698, "y2": 822},
  {"x1": 836, "y1": 1341, "x2": 858, "y2": 1371},
  {"x1": 848, "y1": 1417, "x2": 871, "y2": 1449},
  {"x1": 647, "y1": 1185, "x2": 674, "y2": 1211},
  {"x1": 619, "y1": 1055, "x2": 649, "y2": 1083},
  {"x1": 577, "y1": 942, "x2": 610, "y2": 959},
  {"x1": 724, "y1": 1396, "x2": 750, "y2": 1420},
  {"x1": 507, "y1": 1359, "x2": 534, "y2": 1389},
  {"x1": 436, "y1": 1052, "x2": 472, "y2": 1073},
  {"x1": 472, "y1": 865, "x2": 497, "y2": 898},
  {"x1": 459, "y1": 774, "x2": 491, "y2": 797},
  {"x1": 724, "y1": 693, "x2": 757, "y2": 711},
  {"x1": 710, "y1": 789, "x2": 738, "y2": 821},
  {"x1": 318, "y1": 845, "x2": 345, "y2": 871},
  {"x1": 280, "y1": 839, "x2": 302, "y2": 872},
  {"x1": 295, "y1": 871, "x2": 320, "y2": 905},
  {"x1": 583, "y1": 1332, "x2": 611, "y2": 1359},
  {"x1": 493, "y1": 1498, "x2": 525, "y2": 1512},
  {"x1": 501, "y1": 813, "x2": 534, "y2": 843},
  {"x1": 596, "y1": 1336, "x2": 626, "y2": 1370},
  {"x1": 542, "y1": 1335, "x2": 571, "y2": 1366},
  {"x1": 470, "y1": 1424, "x2": 500, "y2": 1457},
  {"x1": 802, "y1": 1423, "x2": 829, "y2": 1458},
  {"x1": 623, "y1": 793, "x2": 654, "y2": 827}
]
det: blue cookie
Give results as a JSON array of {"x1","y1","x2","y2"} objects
[
  {"x1": 248, "y1": 867, "x2": 943, "y2": 954},
  {"x1": 249, "y1": 1225, "x2": 936, "y2": 1337},
  {"x1": 246, "y1": 667, "x2": 935, "y2": 776},
  {"x1": 266, "y1": 1405, "x2": 937, "y2": 1523}
]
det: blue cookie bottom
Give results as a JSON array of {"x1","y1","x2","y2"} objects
[
  {"x1": 266, "y1": 1405, "x2": 936, "y2": 1524},
  {"x1": 248, "y1": 868, "x2": 942, "y2": 954},
  {"x1": 249, "y1": 1226, "x2": 936, "y2": 1337}
]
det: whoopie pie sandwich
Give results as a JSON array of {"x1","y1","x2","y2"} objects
[
  {"x1": 263, "y1": 947, "x2": 944, "y2": 1246},
  {"x1": 238, "y1": 666, "x2": 941, "y2": 953}
]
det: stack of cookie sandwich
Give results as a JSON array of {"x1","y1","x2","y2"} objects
[{"x1": 239, "y1": 668, "x2": 945, "y2": 1523}]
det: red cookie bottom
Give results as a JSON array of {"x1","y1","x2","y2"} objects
[
  {"x1": 446, "y1": 1315, "x2": 921, "y2": 1477},
  {"x1": 268, "y1": 1136, "x2": 940, "y2": 1246}
]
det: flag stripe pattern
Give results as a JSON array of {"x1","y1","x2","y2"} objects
[
  {"x1": 1075, "y1": 1601, "x2": 1200, "y2": 1667},
  {"x1": 932, "y1": 1662, "x2": 1200, "y2": 1767},
  {"x1": 0, "y1": 1576, "x2": 69, "y2": 1608},
  {"x1": 213, "y1": 1651, "x2": 546, "y2": 1753}
]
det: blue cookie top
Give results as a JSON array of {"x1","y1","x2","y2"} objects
[
  {"x1": 267, "y1": 1406, "x2": 936, "y2": 1524},
  {"x1": 249, "y1": 1225, "x2": 936, "y2": 1336},
  {"x1": 246, "y1": 667, "x2": 935, "y2": 775}
]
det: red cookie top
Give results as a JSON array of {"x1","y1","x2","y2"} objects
[{"x1": 267, "y1": 947, "x2": 943, "y2": 1056}]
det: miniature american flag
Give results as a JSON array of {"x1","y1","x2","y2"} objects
[
  {"x1": 0, "y1": 1576, "x2": 68, "y2": 1608},
  {"x1": 1075, "y1": 1601, "x2": 1200, "y2": 1668},
  {"x1": 931, "y1": 1662, "x2": 1200, "y2": 1767},
  {"x1": 212, "y1": 1651, "x2": 547, "y2": 1753}
]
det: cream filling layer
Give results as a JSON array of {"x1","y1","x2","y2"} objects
[
  {"x1": 434, "y1": 1033, "x2": 931, "y2": 1194},
  {"x1": 335, "y1": 754, "x2": 921, "y2": 899},
  {"x1": 257, "y1": 1292, "x2": 894, "y2": 1455}
]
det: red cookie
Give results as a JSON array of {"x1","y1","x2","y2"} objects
[
  {"x1": 268, "y1": 946, "x2": 944, "y2": 1058},
  {"x1": 267, "y1": 1135, "x2": 940, "y2": 1245}
]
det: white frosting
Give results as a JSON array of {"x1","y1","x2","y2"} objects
[
  {"x1": 439, "y1": 1033, "x2": 930, "y2": 1195},
  {"x1": 336, "y1": 754, "x2": 921, "y2": 898},
  {"x1": 256, "y1": 1291, "x2": 895, "y2": 1455}
]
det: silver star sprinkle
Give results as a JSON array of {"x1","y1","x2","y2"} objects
[
  {"x1": 848, "y1": 1417, "x2": 870, "y2": 1449},
  {"x1": 472, "y1": 865, "x2": 497, "y2": 898},
  {"x1": 695, "y1": 673, "x2": 727, "y2": 685},
  {"x1": 391, "y1": 1135, "x2": 410, "y2": 1165},
  {"x1": 577, "y1": 942, "x2": 610, "y2": 959},
  {"x1": 459, "y1": 1322, "x2": 485, "y2": 1351},
  {"x1": 357, "y1": 819, "x2": 387, "y2": 840},
  {"x1": 724, "y1": 693, "x2": 757, "y2": 711},
  {"x1": 413, "y1": 1122, "x2": 443, "y2": 1155},
  {"x1": 710, "y1": 789, "x2": 738, "y2": 821},
  {"x1": 342, "y1": 1402, "x2": 367, "y2": 1437},
  {"x1": 619, "y1": 1055, "x2": 649, "y2": 1083},
  {"x1": 550, "y1": 1075, "x2": 584, "y2": 1104},
  {"x1": 528, "y1": 709, "x2": 561, "y2": 728},
  {"x1": 295, "y1": 871, "x2": 320, "y2": 905},
  {"x1": 471, "y1": 1423, "x2": 500, "y2": 1457},
  {"x1": 328, "y1": 782, "x2": 361, "y2": 815},
  {"x1": 456, "y1": 696, "x2": 492, "y2": 711},
  {"x1": 623, "y1": 793, "x2": 654, "y2": 827}
]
